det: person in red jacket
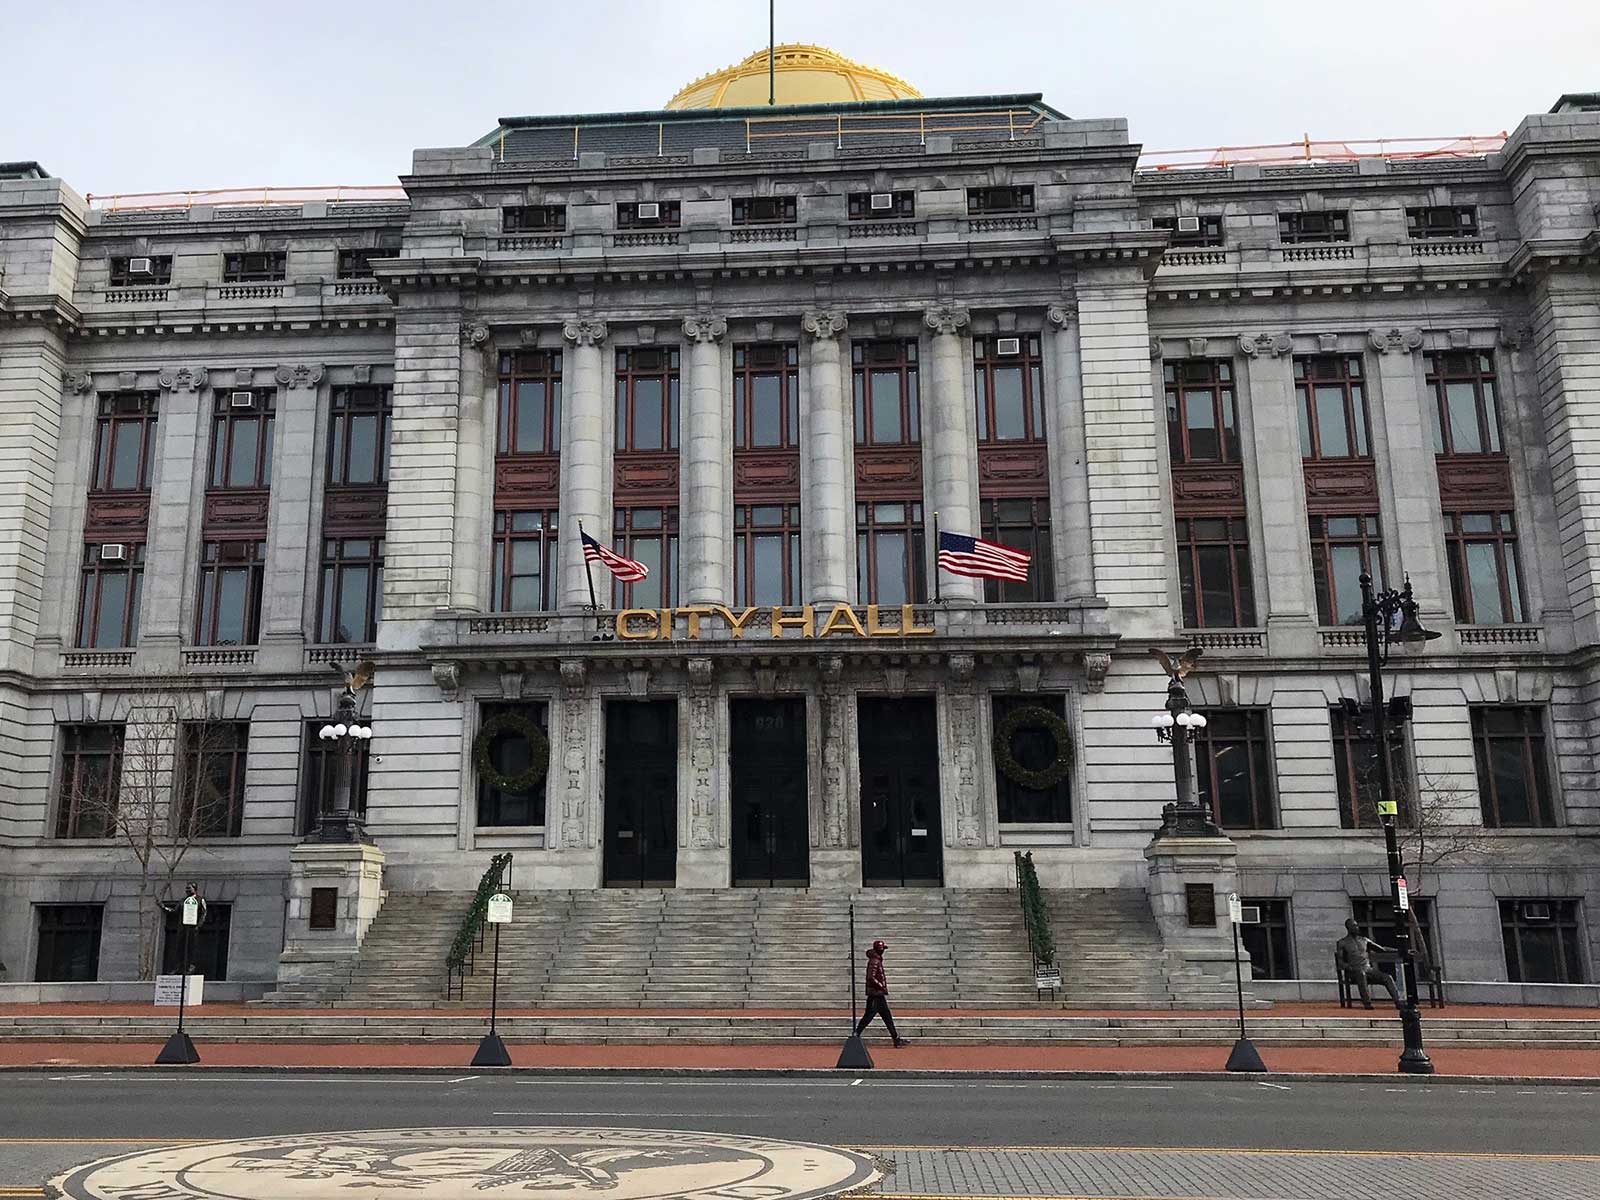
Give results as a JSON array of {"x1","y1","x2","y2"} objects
[{"x1": 854, "y1": 939, "x2": 907, "y2": 1047}]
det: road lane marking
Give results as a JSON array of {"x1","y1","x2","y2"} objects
[
  {"x1": 857, "y1": 1144, "x2": 1600, "y2": 1162},
  {"x1": 1256, "y1": 1082, "x2": 1292, "y2": 1090}
]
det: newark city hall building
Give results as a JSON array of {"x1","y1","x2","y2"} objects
[{"x1": 2, "y1": 46, "x2": 1598, "y2": 1003}]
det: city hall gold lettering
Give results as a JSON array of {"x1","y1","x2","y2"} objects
[{"x1": 615, "y1": 604, "x2": 934, "y2": 641}]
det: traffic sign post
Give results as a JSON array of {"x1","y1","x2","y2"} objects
[
  {"x1": 472, "y1": 892, "x2": 513, "y2": 1067},
  {"x1": 156, "y1": 888, "x2": 203, "y2": 1065},
  {"x1": 1223, "y1": 892, "x2": 1267, "y2": 1073}
]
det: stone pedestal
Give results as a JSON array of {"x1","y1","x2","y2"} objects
[
  {"x1": 274, "y1": 842, "x2": 386, "y2": 991},
  {"x1": 1143, "y1": 834, "x2": 1249, "y2": 989}
]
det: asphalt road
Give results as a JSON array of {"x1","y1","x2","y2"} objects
[{"x1": 3, "y1": 1072, "x2": 1598, "y2": 1191}]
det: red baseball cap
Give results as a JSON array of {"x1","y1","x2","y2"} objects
[{"x1": 872, "y1": 939, "x2": 888, "y2": 951}]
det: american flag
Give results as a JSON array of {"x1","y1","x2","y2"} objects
[
  {"x1": 581, "y1": 530, "x2": 649, "y2": 583},
  {"x1": 937, "y1": 529, "x2": 1031, "y2": 583}
]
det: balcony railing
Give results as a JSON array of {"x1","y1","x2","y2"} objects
[
  {"x1": 1187, "y1": 629, "x2": 1266, "y2": 650},
  {"x1": 61, "y1": 650, "x2": 135, "y2": 670},
  {"x1": 1458, "y1": 624, "x2": 1541, "y2": 647},
  {"x1": 183, "y1": 647, "x2": 257, "y2": 668}
]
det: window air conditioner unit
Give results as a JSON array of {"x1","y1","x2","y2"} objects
[
  {"x1": 100, "y1": 544, "x2": 127, "y2": 562},
  {"x1": 127, "y1": 257, "x2": 154, "y2": 277},
  {"x1": 996, "y1": 336, "x2": 1022, "y2": 356},
  {"x1": 635, "y1": 202, "x2": 660, "y2": 221},
  {"x1": 869, "y1": 192, "x2": 894, "y2": 211},
  {"x1": 1522, "y1": 901, "x2": 1552, "y2": 922},
  {"x1": 1177, "y1": 215, "x2": 1201, "y2": 233},
  {"x1": 229, "y1": 391, "x2": 256, "y2": 409},
  {"x1": 1239, "y1": 905, "x2": 1262, "y2": 925}
]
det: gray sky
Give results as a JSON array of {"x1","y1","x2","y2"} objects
[{"x1": 9, "y1": 0, "x2": 1596, "y2": 197}]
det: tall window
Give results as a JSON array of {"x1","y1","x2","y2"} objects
[
  {"x1": 327, "y1": 386, "x2": 392, "y2": 485},
  {"x1": 1444, "y1": 511, "x2": 1525, "y2": 624},
  {"x1": 615, "y1": 348, "x2": 679, "y2": 452},
  {"x1": 974, "y1": 335, "x2": 1044, "y2": 442},
  {"x1": 300, "y1": 719, "x2": 370, "y2": 835},
  {"x1": 1500, "y1": 899, "x2": 1585, "y2": 984},
  {"x1": 733, "y1": 344, "x2": 800, "y2": 449},
  {"x1": 980, "y1": 498, "x2": 1052, "y2": 603},
  {"x1": 1240, "y1": 899, "x2": 1295, "y2": 980},
  {"x1": 34, "y1": 905, "x2": 103, "y2": 982},
  {"x1": 77, "y1": 542, "x2": 145, "y2": 648},
  {"x1": 852, "y1": 340, "x2": 920, "y2": 446},
  {"x1": 55, "y1": 724, "x2": 124, "y2": 839},
  {"x1": 1176, "y1": 516, "x2": 1256, "y2": 628},
  {"x1": 1296, "y1": 356, "x2": 1370, "y2": 460},
  {"x1": 1331, "y1": 705, "x2": 1409, "y2": 829},
  {"x1": 856, "y1": 501, "x2": 926, "y2": 606},
  {"x1": 992, "y1": 694, "x2": 1071, "y2": 823},
  {"x1": 222, "y1": 251, "x2": 286, "y2": 282},
  {"x1": 1472, "y1": 706, "x2": 1554, "y2": 827},
  {"x1": 177, "y1": 721, "x2": 249, "y2": 839},
  {"x1": 1427, "y1": 352, "x2": 1501, "y2": 456},
  {"x1": 491, "y1": 511, "x2": 559, "y2": 612},
  {"x1": 163, "y1": 902, "x2": 231, "y2": 979},
  {"x1": 1165, "y1": 360, "x2": 1240, "y2": 464},
  {"x1": 476, "y1": 702, "x2": 549, "y2": 827},
  {"x1": 612, "y1": 507, "x2": 677, "y2": 609},
  {"x1": 1309, "y1": 515, "x2": 1384, "y2": 626},
  {"x1": 209, "y1": 392, "x2": 275, "y2": 489},
  {"x1": 497, "y1": 350, "x2": 561, "y2": 455},
  {"x1": 1193, "y1": 709, "x2": 1276, "y2": 830},
  {"x1": 734, "y1": 504, "x2": 801, "y2": 607},
  {"x1": 318, "y1": 537, "x2": 384, "y2": 643},
  {"x1": 196, "y1": 540, "x2": 266, "y2": 646},
  {"x1": 91, "y1": 393, "x2": 160, "y2": 492}
]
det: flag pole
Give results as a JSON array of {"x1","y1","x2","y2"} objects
[
  {"x1": 768, "y1": 0, "x2": 776, "y2": 106},
  {"x1": 578, "y1": 520, "x2": 600, "y2": 612},
  {"x1": 931, "y1": 509, "x2": 942, "y2": 604}
]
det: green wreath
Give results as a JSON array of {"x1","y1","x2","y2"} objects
[
  {"x1": 472, "y1": 710, "x2": 549, "y2": 794},
  {"x1": 993, "y1": 705, "x2": 1074, "y2": 791}
]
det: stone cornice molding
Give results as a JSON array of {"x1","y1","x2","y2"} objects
[
  {"x1": 1046, "y1": 303, "x2": 1077, "y2": 329},
  {"x1": 681, "y1": 315, "x2": 728, "y2": 344},
  {"x1": 157, "y1": 365, "x2": 208, "y2": 392},
  {"x1": 1368, "y1": 326, "x2": 1424, "y2": 355},
  {"x1": 801, "y1": 310, "x2": 847, "y2": 341},
  {"x1": 273, "y1": 363, "x2": 325, "y2": 388},
  {"x1": 923, "y1": 305, "x2": 971, "y2": 336},
  {"x1": 1237, "y1": 332, "x2": 1293, "y2": 358},
  {"x1": 562, "y1": 318, "x2": 608, "y2": 347}
]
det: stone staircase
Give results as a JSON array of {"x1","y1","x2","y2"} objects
[{"x1": 260, "y1": 886, "x2": 1230, "y2": 1009}]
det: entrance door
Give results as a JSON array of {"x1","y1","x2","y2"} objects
[
  {"x1": 731, "y1": 697, "x2": 809, "y2": 887},
  {"x1": 603, "y1": 699, "x2": 678, "y2": 887},
  {"x1": 858, "y1": 696, "x2": 944, "y2": 886}
]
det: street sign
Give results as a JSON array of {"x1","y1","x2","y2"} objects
[
  {"x1": 1227, "y1": 892, "x2": 1243, "y2": 924},
  {"x1": 154, "y1": 975, "x2": 204, "y2": 1006},
  {"x1": 1396, "y1": 876, "x2": 1410, "y2": 912},
  {"x1": 182, "y1": 895, "x2": 201, "y2": 926},
  {"x1": 486, "y1": 892, "x2": 513, "y2": 924},
  {"x1": 1034, "y1": 965, "x2": 1062, "y2": 990},
  {"x1": 1377, "y1": 799, "x2": 1399, "y2": 817}
]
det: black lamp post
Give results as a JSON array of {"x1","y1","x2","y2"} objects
[
  {"x1": 1151, "y1": 665, "x2": 1223, "y2": 839},
  {"x1": 1358, "y1": 571, "x2": 1439, "y2": 1076},
  {"x1": 314, "y1": 687, "x2": 371, "y2": 843}
]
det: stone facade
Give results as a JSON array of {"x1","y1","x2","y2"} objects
[{"x1": 1, "y1": 91, "x2": 1598, "y2": 994}]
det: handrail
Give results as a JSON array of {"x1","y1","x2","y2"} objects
[
  {"x1": 445, "y1": 853, "x2": 513, "y2": 1000},
  {"x1": 1138, "y1": 133, "x2": 1507, "y2": 172},
  {"x1": 1014, "y1": 850, "x2": 1056, "y2": 971}
]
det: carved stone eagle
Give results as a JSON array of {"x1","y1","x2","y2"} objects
[{"x1": 1149, "y1": 646, "x2": 1204, "y2": 680}]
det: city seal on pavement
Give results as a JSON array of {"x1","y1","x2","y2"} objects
[{"x1": 49, "y1": 1125, "x2": 880, "y2": 1200}]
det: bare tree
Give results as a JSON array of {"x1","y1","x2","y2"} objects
[{"x1": 59, "y1": 683, "x2": 240, "y2": 979}]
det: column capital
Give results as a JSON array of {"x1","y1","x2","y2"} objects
[
  {"x1": 1368, "y1": 326, "x2": 1424, "y2": 355},
  {"x1": 562, "y1": 318, "x2": 608, "y2": 347},
  {"x1": 801, "y1": 310, "x2": 848, "y2": 341},
  {"x1": 923, "y1": 304, "x2": 971, "y2": 336},
  {"x1": 63, "y1": 370, "x2": 96, "y2": 395},
  {"x1": 157, "y1": 365, "x2": 209, "y2": 392},
  {"x1": 273, "y1": 362, "x2": 325, "y2": 389},
  {"x1": 1237, "y1": 332, "x2": 1293, "y2": 358},
  {"x1": 1046, "y1": 302, "x2": 1078, "y2": 329},
  {"x1": 681, "y1": 315, "x2": 728, "y2": 344},
  {"x1": 460, "y1": 322, "x2": 490, "y2": 348}
]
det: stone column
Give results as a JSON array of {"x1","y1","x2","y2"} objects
[
  {"x1": 450, "y1": 324, "x2": 492, "y2": 611},
  {"x1": 801, "y1": 311, "x2": 851, "y2": 604},
  {"x1": 0, "y1": 327, "x2": 67, "y2": 675},
  {"x1": 140, "y1": 366, "x2": 208, "y2": 660},
  {"x1": 678, "y1": 656, "x2": 726, "y2": 887},
  {"x1": 1047, "y1": 303, "x2": 1097, "y2": 602},
  {"x1": 558, "y1": 319, "x2": 609, "y2": 609},
  {"x1": 1238, "y1": 332, "x2": 1316, "y2": 642},
  {"x1": 259, "y1": 363, "x2": 323, "y2": 668},
  {"x1": 681, "y1": 316, "x2": 729, "y2": 605},
  {"x1": 1369, "y1": 326, "x2": 1450, "y2": 622},
  {"x1": 924, "y1": 305, "x2": 980, "y2": 604}
]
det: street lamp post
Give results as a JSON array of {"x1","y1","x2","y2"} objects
[
  {"x1": 1150, "y1": 665, "x2": 1222, "y2": 839},
  {"x1": 315, "y1": 687, "x2": 372, "y2": 843},
  {"x1": 1358, "y1": 571, "x2": 1439, "y2": 1076}
]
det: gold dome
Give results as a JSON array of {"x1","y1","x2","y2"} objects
[{"x1": 665, "y1": 44, "x2": 922, "y2": 110}]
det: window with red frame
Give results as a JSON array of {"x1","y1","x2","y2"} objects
[
  {"x1": 852, "y1": 340, "x2": 920, "y2": 446},
  {"x1": 1427, "y1": 351, "x2": 1502, "y2": 456},
  {"x1": 1164, "y1": 359, "x2": 1241, "y2": 464},
  {"x1": 209, "y1": 391, "x2": 275, "y2": 490},
  {"x1": 980, "y1": 497, "x2": 1052, "y2": 604},
  {"x1": 734, "y1": 504, "x2": 802, "y2": 607},
  {"x1": 1296, "y1": 355, "x2": 1371, "y2": 460},
  {"x1": 611, "y1": 507, "x2": 678, "y2": 609},
  {"x1": 1472, "y1": 706, "x2": 1554, "y2": 828},
  {"x1": 733, "y1": 344, "x2": 800, "y2": 449},
  {"x1": 1193, "y1": 709, "x2": 1277, "y2": 830},
  {"x1": 614, "y1": 348, "x2": 679, "y2": 452},
  {"x1": 1309, "y1": 514, "x2": 1385, "y2": 627},
  {"x1": 491, "y1": 510, "x2": 560, "y2": 613},
  {"x1": 1176, "y1": 516, "x2": 1256, "y2": 628},
  {"x1": 327, "y1": 386, "x2": 392, "y2": 486},
  {"x1": 856, "y1": 501, "x2": 926, "y2": 606},
  {"x1": 317, "y1": 537, "x2": 384, "y2": 644},
  {"x1": 77, "y1": 543, "x2": 145, "y2": 649},
  {"x1": 973, "y1": 334, "x2": 1044, "y2": 442},
  {"x1": 1444, "y1": 511, "x2": 1525, "y2": 624},
  {"x1": 497, "y1": 350, "x2": 562, "y2": 456},
  {"x1": 196, "y1": 540, "x2": 266, "y2": 646},
  {"x1": 91, "y1": 393, "x2": 160, "y2": 492}
]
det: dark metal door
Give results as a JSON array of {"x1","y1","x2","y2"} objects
[
  {"x1": 858, "y1": 696, "x2": 943, "y2": 886},
  {"x1": 731, "y1": 697, "x2": 809, "y2": 886},
  {"x1": 603, "y1": 699, "x2": 678, "y2": 887}
]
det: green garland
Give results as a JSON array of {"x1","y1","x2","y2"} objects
[
  {"x1": 447, "y1": 853, "x2": 513, "y2": 970},
  {"x1": 472, "y1": 710, "x2": 549, "y2": 795},
  {"x1": 1015, "y1": 851, "x2": 1056, "y2": 967},
  {"x1": 993, "y1": 705, "x2": 1073, "y2": 791}
]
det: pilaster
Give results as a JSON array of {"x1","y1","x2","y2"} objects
[
  {"x1": 1046, "y1": 302, "x2": 1099, "y2": 604},
  {"x1": 681, "y1": 316, "x2": 729, "y2": 605},
  {"x1": 678, "y1": 656, "x2": 727, "y2": 887},
  {"x1": 924, "y1": 305, "x2": 980, "y2": 605},
  {"x1": 259, "y1": 363, "x2": 323, "y2": 668},
  {"x1": 450, "y1": 323, "x2": 492, "y2": 611},
  {"x1": 809, "y1": 655, "x2": 861, "y2": 887},
  {"x1": 558, "y1": 318, "x2": 609, "y2": 609},
  {"x1": 139, "y1": 366, "x2": 207, "y2": 663},
  {"x1": 801, "y1": 311, "x2": 852, "y2": 604}
]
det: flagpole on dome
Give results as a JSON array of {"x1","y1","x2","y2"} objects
[
  {"x1": 577, "y1": 520, "x2": 601, "y2": 612},
  {"x1": 931, "y1": 509, "x2": 942, "y2": 604},
  {"x1": 767, "y1": 0, "x2": 776, "y2": 106}
]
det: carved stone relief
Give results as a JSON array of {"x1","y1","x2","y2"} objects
[
  {"x1": 946, "y1": 653, "x2": 981, "y2": 848},
  {"x1": 818, "y1": 656, "x2": 848, "y2": 848},
  {"x1": 157, "y1": 366, "x2": 208, "y2": 392},
  {"x1": 558, "y1": 659, "x2": 589, "y2": 846},
  {"x1": 1368, "y1": 326, "x2": 1424, "y2": 355},
  {"x1": 686, "y1": 657, "x2": 717, "y2": 848}
]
